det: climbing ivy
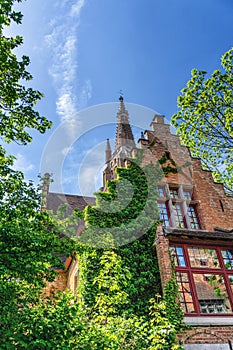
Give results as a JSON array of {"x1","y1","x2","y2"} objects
[
  {"x1": 159, "y1": 152, "x2": 191, "y2": 177},
  {"x1": 80, "y1": 159, "x2": 160, "y2": 248},
  {"x1": 72, "y1": 153, "x2": 185, "y2": 349}
]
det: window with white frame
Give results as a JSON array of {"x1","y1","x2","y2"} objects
[
  {"x1": 157, "y1": 202, "x2": 170, "y2": 227},
  {"x1": 157, "y1": 184, "x2": 200, "y2": 229}
]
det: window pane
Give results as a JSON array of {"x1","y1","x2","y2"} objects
[
  {"x1": 170, "y1": 246, "x2": 186, "y2": 267},
  {"x1": 221, "y1": 250, "x2": 233, "y2": 270},
  {"x1": 158, "y1": 186, "x2": 165, "y2": 197},
  {"x1": 158, "y1": 202, "x2": 170, "y2": 226},
  {"x1": 169, "y1": 187, "x2": 179, "y2": 199},
  {"x1": 228, "y1": 275, "x2": 233, "y2": 293},
  {"x1": 176, "y1": 272, "x2": 195, "y2": 313},
  {"x1": 183, "y1": 189, "x2": 192, "y2": 200},
  {"x1": 187, "y1": 205, "x2": 200, "y2": 229},
  {"x1": 193, "y1": 273, "x2": 232, "y2": 314},
  {"x1": 188, "y1": 247, "x2": 220, "y2": 269},
  {"x1": 172, "y1": 203, "x2": 185, "y2": 228}
]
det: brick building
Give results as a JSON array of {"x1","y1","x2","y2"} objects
[{"x1": 45, "y1": 97, "x2": 233, "y2": 349}]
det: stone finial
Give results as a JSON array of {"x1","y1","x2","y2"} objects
[
  {"x1": 41, "y1": 172, "x2": 50, "y2": 210},
  {"x1": 118, "y1": 95, "x2": 127, "y2": 114}
]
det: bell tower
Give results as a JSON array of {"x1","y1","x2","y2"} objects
[{"x1": 103, "y1": 96, "x2": 136, "y2": 188}]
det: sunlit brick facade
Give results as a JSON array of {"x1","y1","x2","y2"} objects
[
  {"x1": 45, "y1": 98, "x2": 233, "y2": 348},
  {"x1": 137, "y1": 111, "x2": 233, "y2": 348}
]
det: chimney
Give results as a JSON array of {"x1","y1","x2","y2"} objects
[{"x1": 150, "y1": 114, "x2": 165, "y2": 131}]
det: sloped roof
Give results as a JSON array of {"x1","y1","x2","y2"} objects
[
  {"x1": 46, "y1": 192, "x2": 95, "y2": 215},
  {"x1": 195, "y1": 281, "x2": 223, "y2": 301},
  {"x1": 46, "y1": 193, "x2": 95, "y2": 267}
]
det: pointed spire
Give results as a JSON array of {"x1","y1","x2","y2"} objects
[
  {"x1": 118, "y1": 95, "x2": 126, "y2": 114},
  {"x1": 105, "y1": 138, "x2": 112, "y2": 163},
  {"x1": 115, "y1": 96, "x2": 135, "y2": 150}
]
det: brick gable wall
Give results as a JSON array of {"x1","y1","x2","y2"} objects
[{"x1": 45, "y1": 113, "x2": 233, "y2": 347}]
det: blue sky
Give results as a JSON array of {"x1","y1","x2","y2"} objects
[{"x1": 4, "y1": 0, "x2": 233, "y2": 196}]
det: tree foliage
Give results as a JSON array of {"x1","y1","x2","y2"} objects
[
  {"x1": 172, "y1": 48, "x2": 233, "y2": 194},
  {"x1": 0, "y1": 152, "x2": 71, "y2": 285},
  {"x1": 0, "y1": 1, "x2": 73, "y2": 345},
  {"x1": 0, "y1": 0, "x2": 51, "y2": 145}
]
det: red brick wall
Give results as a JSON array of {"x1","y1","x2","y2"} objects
[
  {"x1": 178, "y1": 326, "x2": 233, "y2": 345},
  {"x1": 150, "y1": 118, "x2": 233, "y2": 346},
  {"x1": 43, "y1": 271, "x2": 68, "y2": 297},
  {"x1": 192, "y1": 158, "x2": 233, "y2": 231},
  {"x1": 140, "y1": 119, "x2": 233, "y2": 232},
  {"x1": 155, "y1": 225, "x2": 172, "y2": 288}
]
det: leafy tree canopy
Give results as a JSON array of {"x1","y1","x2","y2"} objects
[
  {"x1": 0, "y1": 0, "x2": 73, "y2": 344},
  {"x1": 0, "y1": 0, "x2": 52, "y2": 145},
  {"x1": 0, "y1": 0, "x2": 72, "y2": 286},
  {"x1": 172, "y1": 48, "x2": 233, "y2": 194}
]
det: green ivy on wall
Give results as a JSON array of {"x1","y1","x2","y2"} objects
[{"x1": 72, "y1": 153, "x2": 185, "y2": 349}]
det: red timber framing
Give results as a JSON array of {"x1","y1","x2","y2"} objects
[{"x1": 169, "y1": 240, "x2": 233, "y2": 317}]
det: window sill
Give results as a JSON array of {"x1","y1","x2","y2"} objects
[
  {"x1": 184, "y1": 316, "x2": 233, "y2": 326},
  {"x1": 184, "y1": 345, "x2": 229, "y2": 350}
]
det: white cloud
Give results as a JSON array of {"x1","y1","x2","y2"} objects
[
  {"x1": 70, "y1": 0, "x2": 86, "y2": 17},
  {"x1": 44, "y1": 0, "x2": 91, "y2": 137},
  {"x1": 13, "y1": 153, "x2": 35, "y2": 173},
  {"x1": 79, "y1": 79, "x2": 93, "y2": 110},
  {"x1": 56, "y1": 93, "x2": 77, "y2": 122}
]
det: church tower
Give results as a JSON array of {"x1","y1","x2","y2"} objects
[{"x1": 103, "y1": 96, "x2": 136, "y2": 188}]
